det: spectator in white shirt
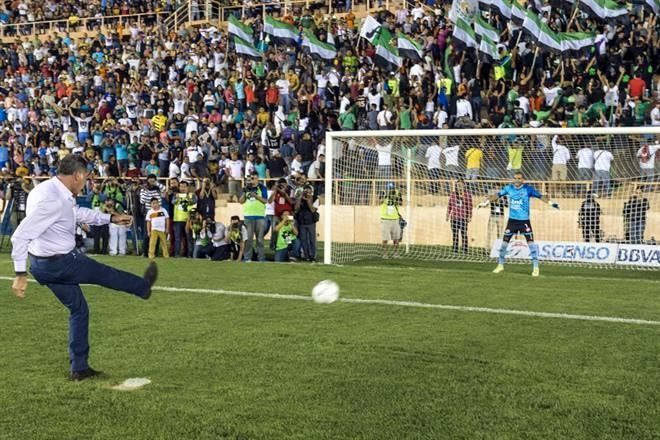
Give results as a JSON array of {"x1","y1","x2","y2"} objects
[
  {"x1": 225, "y1": 151, "x2": 244, "y2": 202},
  {"x1": 455, "y1": 96, "x2": 473, "y2": 120},
  {"x1": 10, "y1": 155, "x2": 157, "y2": 381},
  {"x1": 551, "y1": 135, "x2": 571, "y2": 196},
  {"x1": 577, "y1": 146, "x2": 594, "y2": 182},
  {"x1": 651, "y1": 102, "x2": 660, "y2": 126},
  {"x1": 593, "y1": 148, "x2": 614, "y2": 197},
  {"x1": 425, "y1": 142, "x2": 442, "y2": 194},
  {"x1": 377, "y1": 104, "x2": 393, "y2": 129},
  {"x1": 636, "y1": 142, "x2": 660, "y2": 190}
]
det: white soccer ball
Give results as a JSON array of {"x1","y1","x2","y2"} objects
[{"x1": 311, "y1": 280, "x2": 340, "y2": 304}]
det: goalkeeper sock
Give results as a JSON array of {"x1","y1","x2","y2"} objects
[
  {"x1": 498, "y1": 241, "x2": 508, "y2": 264},
  {"x1": 529, "y1": 242, "x2": 539, "y2": 268}
]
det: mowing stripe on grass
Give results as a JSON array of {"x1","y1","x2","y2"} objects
[
  {"x1": 153, "y1": 286, "x2": 660, "y2": 326},
  {"x1": 3, "y1": 277, "x2": 659, "y2": 327}
]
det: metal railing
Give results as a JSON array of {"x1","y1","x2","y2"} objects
[
  {"x1": 0, "y1": 0, "x2": 385, "y2": 39},
  {"x1": 0, "y1": 10, "x2": 170, "y2": 39}
]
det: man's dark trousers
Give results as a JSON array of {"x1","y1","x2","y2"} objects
[{"x1": 29, "y1": 250, "x2": 150, "y2": 372}]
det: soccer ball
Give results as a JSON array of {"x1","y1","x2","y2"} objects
[{"x1": 311, "y1": 280, "x2": 340, "y2": 304}]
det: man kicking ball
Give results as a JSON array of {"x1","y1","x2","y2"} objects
[{"x1": 478, "y1": 172, "x2": 559, "y2": 276}]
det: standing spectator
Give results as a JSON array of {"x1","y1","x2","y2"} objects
[
  {"x1": 146, "y1": 197, "x2": 170, "y2": 259},
  {"x1": 623, "y1": 189, "x2": 649, "y2": 244},
  {"x1": 294, "y1": 183, "x2": 319, "y2": 262},
  {"x1": 636, "y1": 141, "x2": 659, "y2": 190},
  {"x1": 578, "y1": 193, "x2": 602, "y2": 243},
  {"x1": 380, "y1": 183, "x2": 403, "y2": 259},
  {"x1": 441, "y1": 142, "x2": 460, "y2": 193},
  {"x1": 593, "y1": 148, "x2": 614, "y2": 198},
  {"x1": 425, "y1": 140, "x2": 442, "y2": 194},
  {"x1": 464, "y1": 143, "x2": 483, "y2": 181},
  {"x1": 446, "y1": 179, "x2": 473, "y2": 254},
  {"x1": 507, "y1": 143, "x2": 524, "y2": 178},
  {"x1": 487, "y1": 196, "x2": 507, "y2": 250},
  {"x1": 225, "y1": 151, "x2": 244, "y2": 202},
  {"x1": 105, "y1": 198, "x2": 127, "y2": 256},
  {"x1": 240, "y1": 173, "x2": 267, "y2": 262},
  {"x1": 627, "y1": 70, "x2": 646, "y2": 100},
  {"x1": 551, "y1": 135, "x2": 571, "y2": 197}
]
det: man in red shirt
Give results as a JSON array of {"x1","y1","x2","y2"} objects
[
  {"x1": 628, "y1": 71, "x2": 646, "y2": 99},
  {"x1": 446, "y1": 179, "x2": 473, "y2": 254},
  {"x1": 268, "y1": 178, "x2": 293, "y2": 249}
]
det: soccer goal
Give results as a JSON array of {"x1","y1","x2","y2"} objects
[{"x1": 322, "y1": 127, "x2": 660, "y2": 269}]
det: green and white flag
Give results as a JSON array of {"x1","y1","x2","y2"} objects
[
  {"x1": 578, "y1": 0, "x2": 628, "y2": 23},
  {"x1": 234, "y1": 36, "x2": 262, "y2": 61},
  {"x1": 359, "y1": 15, "x2": 382, "y2": 43},
  {"x1": 264, "y1": 15, "x2": 299, "y2": 45},
  {"x1": 478, "y1": 34, "x2": 500, "y2": 63},
  {"x1": 642, "y1": 0, "x2": 659, "y2": 13},
  {"x1": 302, "y1": 30, "x2": 337, "y2": 62},
  {"x1": 558, "y1": 31, "x2": 596, "y2": 55},
  {"x1": 227, "y1": 15, "x2": 254, "y2": 44},
  {"x1": 489, "y1": 0, "x2": 512, "y2": 19},
  {"x1": 397, "y1": 32, "x2": 424, "y2": 63},
  {"x1": 510, "y1": 0, "x2": 526, "y2": 25},
  {"x1": 375, "y1": 31, "x2": 401, "y2": 72},
  {"x1": 474, "y1": 15, "x2": 500, "y2": 42},
  {"x1": 452, "y1": 17, "x2": 478, "y2": 49},
  {"x1": 449, "y1": 0, "x2": 480, "y2": 23},
  {"x1": 522, "y1": 8, "x2": 561, "y2": 52}
]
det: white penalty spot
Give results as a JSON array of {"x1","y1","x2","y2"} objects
[{"x1": 111, "y1": 377, "x2": 152, "y2": 391}]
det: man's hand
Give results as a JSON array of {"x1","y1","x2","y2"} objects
[
  {"x1": 111, "y1": 213, "x2": 133, "y2": 226},
  {"x1": 12, "y1": 276, "x2": 28, "y2": 299}
]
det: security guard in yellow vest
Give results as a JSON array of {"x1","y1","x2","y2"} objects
[
  {"x1": 380, "y1": 183, "x2": 403, "y2": 259},
  {"x1": 172, "y1": 180, "x2": 197, "y2": 257}
]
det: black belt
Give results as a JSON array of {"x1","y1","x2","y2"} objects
[{"x1": 29, "y1": 251, "x2": 72, "y2": 261}]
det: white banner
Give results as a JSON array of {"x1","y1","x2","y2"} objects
[
  {"x1": 616, "y1": 244, "x2": 660, "y2": 268},
  {"x1": 490, "y1": 240, "x2": 619, "y2": 264}
]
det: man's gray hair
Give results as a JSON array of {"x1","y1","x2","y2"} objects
[{"x1": 57, "y1": 155, "x2": 88, "y2": 176}]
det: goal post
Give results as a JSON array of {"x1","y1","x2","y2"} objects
[{"x1": 323, "y1": 127, "x2": 660, "y2": 270}]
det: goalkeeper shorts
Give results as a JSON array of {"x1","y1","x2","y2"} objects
[{"x1": 503, "y1": 219, "x2": 534, "y2": 242}]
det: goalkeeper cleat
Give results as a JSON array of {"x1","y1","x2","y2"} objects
[
  {"x1": 492, "y1": 264, "x2": 504, "y2": 274},
  {"x1": 532, "y1": 267, "x2": 540, "y2": 277}
]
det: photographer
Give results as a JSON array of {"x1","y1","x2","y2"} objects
[
  {"x1": 186, "y1": 210, "x2": 213, "y2": 259},
  {"x1": 239, "y1": 173, "x2": 267, "y2": 262},
  {"x1": 294, "y1": 183, "x2": 319, "y2": 262},
  {"x1": 172, "y1": 180, "x2": 197, "y2": 257},
  {"x1": 7, "y1": 177, "x2": 32, "y2": 227},
  {"x1": 274, "y1": 210, "x2": 300, "y2": 262},
  {"x1": 380, "y1": 183, "x2": 403, "y2": 259},
  {"x1": 196, "y1": 177, "x2": 218, "y2": 221},
  {"x1": 104, "y1": 197, "x2": 128, "y2": 256},
  {"x1": 226, "y1": 215, "x2": 248, "y2": 262},
  {"x1": 102, "y1": 177, "x2": 125, "y2": 205},
  {"x1": 268, "y1": 177, "x2": 293, "y2": 250}
]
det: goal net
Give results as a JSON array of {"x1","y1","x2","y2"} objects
[{"x1": 322, "y1": 127, "x2": 660, "y2": 270}]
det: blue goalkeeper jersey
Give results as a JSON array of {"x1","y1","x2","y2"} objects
[{"x1": 498, "y1": 184, "x2": 542, "y2": 221}]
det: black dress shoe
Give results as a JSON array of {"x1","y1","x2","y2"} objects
[
  {"x1": 70, "y1": 368, "x2": 103, "y2": 381},
  {"x1": 143, "y1": 262, "x2": 158, "y2": 299}
]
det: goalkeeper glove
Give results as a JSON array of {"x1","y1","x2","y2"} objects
[
  {"x1": 477, "y1": 200, "x2": 490, "y2": 208},
  {"x1": 549, "y1": 200, "x2": 560, "y2": 209}
]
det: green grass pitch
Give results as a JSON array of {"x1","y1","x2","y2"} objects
[{"x1": 0, "y1": 255, "x2": 659, "y2": 439}]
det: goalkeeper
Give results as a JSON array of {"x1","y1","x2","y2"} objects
[{"x1": 478, "y1": 172, "x2": 559, "y2": 276}]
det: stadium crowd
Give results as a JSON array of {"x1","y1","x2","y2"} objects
[{"x1": 0, "y1": 0, "x2": 658, "y2": 259}]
